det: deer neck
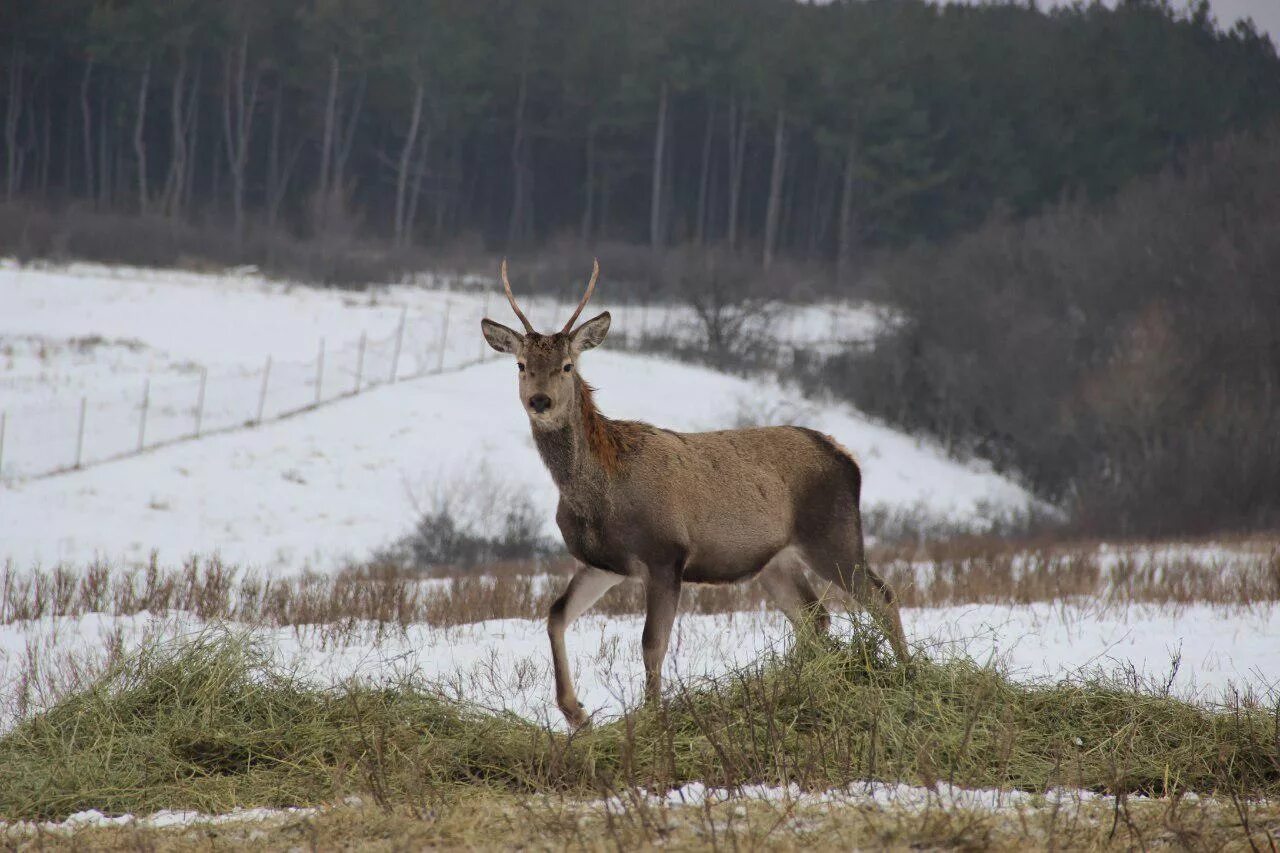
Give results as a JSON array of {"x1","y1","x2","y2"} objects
[{"x1": 531, "y1": 376, "x2": 611, "y2": 509}]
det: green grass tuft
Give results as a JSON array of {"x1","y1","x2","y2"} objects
[{"x1": 1, "y1": 627, "x2": 1277, "y2": 820}]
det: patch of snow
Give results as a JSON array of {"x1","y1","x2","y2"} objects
[
  {"x1": 1, "y1": 805, "x2": 320, "y2": 837},
  {"x1": 3, "y1": 601, "x2": 1275, "y2": 734}
]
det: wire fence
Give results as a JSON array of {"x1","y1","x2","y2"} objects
[
  {"x1": 0, "y1": 280, "x2": 874, "y2": 484},
  {"x1": 0, "y1": 296, "x2": 504, "y2": 483}
]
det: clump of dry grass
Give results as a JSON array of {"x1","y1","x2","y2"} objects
[{"x1": 1, "y1": 628, "x2": 1277, "y2": 822}]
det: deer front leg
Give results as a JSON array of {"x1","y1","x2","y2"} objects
[
  {"x1": 548, "y1": 565, "x2": 622, "y2": 728},
  {"x1": 641, "y1": 568, "x2": 682, "y2": 705}
]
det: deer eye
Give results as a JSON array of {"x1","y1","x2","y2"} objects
[
  {"x1": 517, "y1": 362, "x2": 526, "y2": 372},
  {"x1": 562, "y1": 363, "x2": 572, "y2": 373}
]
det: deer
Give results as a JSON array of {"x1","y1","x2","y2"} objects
[{"x1": 480, "y1": 260, "x2": 911, "y2": 728}]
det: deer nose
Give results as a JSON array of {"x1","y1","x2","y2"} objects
[{"x1": 529, "y1": 393, "x2": 552, "y2": 414}]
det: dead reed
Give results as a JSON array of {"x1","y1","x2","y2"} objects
[{"x1": 3, "y1": 539, "x2": 1276, "y2": 632}]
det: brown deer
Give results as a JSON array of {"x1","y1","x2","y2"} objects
[{"x1": 480, "y1": 261, "x2": 911, "y2": 727}]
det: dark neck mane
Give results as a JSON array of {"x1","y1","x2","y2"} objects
[{"x1": 577, "y1": 378, "x2": 631, "y2": 477}]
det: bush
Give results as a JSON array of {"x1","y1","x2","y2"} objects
[{"x1": 813, "y1": 127, "x2": 1280, "y2": 536}]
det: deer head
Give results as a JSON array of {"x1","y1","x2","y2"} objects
[{"x1": 481, "y1": 260, "x2": 610, "y2": 430}]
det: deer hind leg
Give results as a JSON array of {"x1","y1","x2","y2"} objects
[
  {"x1": 641, "y1": 566, "x2": 682, "y2": 705},
  {"x1": 758, "y1": 550, "x2": 830, "y2": 639},
  {"x1": 548, "y1": 565, "x2": 623, "y2": 727},
  {"x1": 802, "y1": 537, "x2": 911, "y2": 665}
]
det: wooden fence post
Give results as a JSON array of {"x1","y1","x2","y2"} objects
[
  {"x1": 354, "y1": 332, "x2": 367, "y2": 393},
  {"x1": 194, "y1": 367, "x2": 207, "y2": 438},
  {"x1": 315, "y1": 338, "x2": 325, "y2": 404},
  {"x1": 75, "y1": 397, "x2": 87, "y2": 469},
  {"x1": 137, "y1": 379, "x2": 150, "y2": 452},
  {"x1": 437, "y1": 301, "x2": 451, "y2": 372},
  {"x1": 390, "y1": 307, "x2": 406, "y2": 383},
  {"x1": 256, "y1": 356, "x2": 272, "y2": 424}
]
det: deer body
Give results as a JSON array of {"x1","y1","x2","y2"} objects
[{"x1": 482, "y1": 262, "x2": 910, "y2": 727}]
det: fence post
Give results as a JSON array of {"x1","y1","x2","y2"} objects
[
  {"x1": 354, "y1": 332, "x2": 367, "y2": 393},
  {"x1": 0, "y1": 410, "x2": 6, "y2": 478},
  {"x1": 194, "y1": 367, "x2": 207, "y2": 438},
  {"x1": 315, "y1": 338, "x2": 325, "y2": 404},
  {"x1": 478, "y1": 293, "x2": 490, "y2": 361},
  {"x1": 75, "y1": 397, "x2": 87, "y2": 469},
  {"x1": 137, "y1": 379, "x2": 150, "y2": 452},
  {"x1": 256, "y1": 355, "x2": 272, "y2": 424},
  {"x1": 437, "y1": 301, "x2": 451, "y2": 372},
  {"x1": 389, "y1": 307, "x2": 406, "y2": 383}
]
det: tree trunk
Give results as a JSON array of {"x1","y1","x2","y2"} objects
[
  {"x1": 836, "y1": 138, "x2": 858, "y2": 285},
  {"x1": 317, "y1": 54, "x2": 339, "y2": 223},
  {"x1": 222, "y1": 33, "x2": 261, "y2": 246},
  {"x1": 4, "y1": 44, "x2": 24, "y2": 201},
  {"x1": 580, "y1": 122, "x2": 596, "y2": 245},
  {"x1": 39, "y1": 80, "x2": 51, "y2": 199},
  {"x1": 407, "y1": 127, "x2": 431, "y2": 243},
  {"x1": 266, "y1": 97, "x2": 303, "y2": 235},
  {"x1": 79, "y1": 57, "x2": 94, "y2": 201},
  {"x1": 394, "y1": 81, "x2": 425, "y2": 247},
  {"x1": 181, "y1": 61, "x2": 201, "y2": 214},
  {"x1": 162, "y1": 44, "x2": 188, "y2": 217},
  {"x1": 97, "y1": 87, "x2": 109, "y2": 207},
  {"x1": 266, "y1": 78, "x2": 283, "y2": 230},
  {"x1": 695, "y1": 102, "x2": 715, "y2": 247},
  {"x1": 333, "y1": 71, "x2": 365, "y2": 193},
  {"x1": 726, "y1": 95, "x2": 748, "y2": 252},
  {"x1": 762, "y1": 108, "x2": 786, "y2": 270},
  {"x1": 649, "y1": 81, "x2": 668, "y2": 255},
  {"x1": 507, "y1": 66, "x2": 529, "y2": 247},
  {"x1": 62, "y1": 89, "x2": 74, "y2": 197},
  {"x1": 132, "y1": 57, "x2": 151, "y2": 215}
]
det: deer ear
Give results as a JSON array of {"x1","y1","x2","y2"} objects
[
  {"x1": 570, "y1": 311, "x2": 610, "y2": 352},
  {"x1": 481, "y1": 319, "x2": 523, "y2": 354}
]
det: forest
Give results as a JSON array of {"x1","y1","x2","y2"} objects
[
  {"x1": 1, "y1": 0, "x2": 1278, "y2": 280},
  {"x1": 3, "y1": 0, "x2": 1280, "y2": 534}
]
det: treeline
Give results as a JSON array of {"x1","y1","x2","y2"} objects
[
  {"x1": 822, "y1": 125, "x2": 1280, "y2": 536},
  {"x1": 1, "y1": 0, "x2": 1278, "y2": 278}
]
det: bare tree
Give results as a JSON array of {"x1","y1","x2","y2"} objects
[
  {"x1": 393, "y1": 81, "x2": 425, "y2": 246},
  {"x1": 79, "y1": 57, "x2": 94, "y2": 202},
  {"x1": 694, "y1": 102, "x2": 715, "y2": 246},
  {"x1": 762, "y1": 109, "x2": 787, "y2": 269},
  {"x1": 836, "y1": 138, "x2": 859, "y2": 283},
  {"x1": 4, "y1": 44, "x2": 25, "y2": 201},
  {"x1": 132, "y1": 56, "x2": 151, "y2": 215},
  {"x1": 649, "y1": 81, "x2": 668, "y2": 255},
  {"x1": 725, "y1": 94, "x2": 748, "y2": 251},
  {"x1": 221, "y1": 32, "x2": 261, "y2": 244},
  {"x1": 159, "y1": 41, "x2": 188, "y2": 216}
]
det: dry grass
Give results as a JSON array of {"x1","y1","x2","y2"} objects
[
  {"x1": 3, "y1": 538, "x2": 1277, "y2": 633},
  {"x1": 10, "y1": 790, "x2": 1280, "y2": 851},
  {"x1": 0, "y1": 630, "x2": 1277, "y2": 837}
]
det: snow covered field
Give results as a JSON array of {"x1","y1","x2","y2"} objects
[{"x1": 0, "y1": 260, "x2": 1030, "y2": 572}]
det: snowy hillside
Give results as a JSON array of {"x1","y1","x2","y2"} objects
[{"x1": 0, "y1": 261, "x2": 1033, "y2": 572}]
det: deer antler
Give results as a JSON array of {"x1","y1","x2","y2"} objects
[
  {"x1": 561, "y1": 258, "x2": 600, "y2": 334},
  {"x1": 500, "y1": 259, "x2": 535, "y2": 334}
]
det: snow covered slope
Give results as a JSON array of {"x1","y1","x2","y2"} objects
[{"x1": 0, "y1": 262, "x2": 1033, "y2": 572}]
